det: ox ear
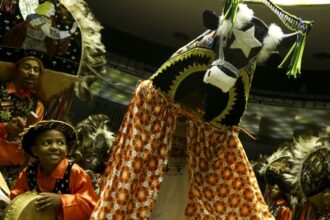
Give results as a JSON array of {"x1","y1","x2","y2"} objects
[{"x1": 203, "y1": 10, "x2": 219, "y2": 30}]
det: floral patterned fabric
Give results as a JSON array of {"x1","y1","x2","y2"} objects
[{"x1": 91, "y1": 80, "x2": 274, "y2": 219}]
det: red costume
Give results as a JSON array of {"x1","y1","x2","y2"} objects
[
  {"x1": 269, "y1": 198, "x2": 293, "y2": 220},
  {"x1": 11, "y1": 158, "x2": 97, "y2": 220},
  {"x1": 0, "y1": 82, "x2": 44, "y2": 166}
]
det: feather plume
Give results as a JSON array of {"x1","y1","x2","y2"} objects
[
  {"x1": 75, "y1": 114, "x2": 115, "y2": 151},
  {"x1": 253, "y1": 144, "x2": 298, "y2": 206},
  {"x1": 60, "y1": 0, "x2": 107, "y2": 101},
  {"x1": 73, "y1": 114, "x2": 116, "y2": 173},
  {"x1": 284, "y1": 135, "x2": 330, "y2": 200},
  {"x1": 256, "y1": 145, "x2": 292, "y2": 179},
  {"x1": 217, "y1": 4, "x2": 254, "y2": 39},
  {"x1": 256, "y1": 24, "x2": 284, "y2": 64}
]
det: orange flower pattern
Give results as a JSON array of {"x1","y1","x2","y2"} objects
[{"x1": 91, "y1": 80, "x2": 274, "y2": 220}]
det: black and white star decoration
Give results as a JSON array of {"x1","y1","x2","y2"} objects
[{"x1": 230, "y1": 26, "x2": 262, "y2": 58}]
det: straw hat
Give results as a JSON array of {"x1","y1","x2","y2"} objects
[{"x1": 21, "y1": 120, "x2": 77, "y2": 157}]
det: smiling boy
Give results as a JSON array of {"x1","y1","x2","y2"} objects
[{"x1": 10, "y1": 120, "x2": 97, "y2": 220}]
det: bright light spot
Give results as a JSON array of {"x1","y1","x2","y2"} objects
[{"x1": 246, "y1": 0, "x2": 330, "y2": 6}]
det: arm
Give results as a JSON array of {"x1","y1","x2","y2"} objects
[
  {"x1": 59, "y1": 164, "x2": 98, "y2": 220},
  {"x1": 24, "y1": 101, "x2": 44, "y2": 127},
  {"x1": 278, "y1": 206, "x2": 292, "y2": 220},
  {"x1": 0, "y1": 123, "x2": 8, "y2": 140},
  {"x1": 34, "y1": 100, "x2": 44, "y2": 122},
  {"x1": 10, "y1": 168, "x2": 30, "y2": 199},
  {"x1": 1, "y1": 100, "x2": 44, "y2": 140},
  {"x1": 1, "y1": 118, "x2": 26, "y2": 141},
  {"x1": 41, "y1": 22, "x2": 77, "y2": 40}
]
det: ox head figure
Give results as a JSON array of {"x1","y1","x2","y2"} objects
[{"x1": 150, "y1": 0, "x2": 312, "y2": 128}]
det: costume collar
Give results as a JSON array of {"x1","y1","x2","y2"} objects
[
  {"x1": 274, "y1": 198, "x2": 287, "y2": 206},
  {"x1": 6, "y1": 82, "x2": 36, "y2": 98},
  {"x1": 37, "y1": 157, "x2": 69, "y2": 179}
]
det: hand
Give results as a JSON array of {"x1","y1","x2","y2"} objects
[
  {"x1": 35, "y1": 192, "x2": 61, "y2": 211},
  {"x1": 11, "y1": 116, "x2": 27, "y2": 129},
  {"x1": 4, "y1": 121, "x2": 20, "y2": 136},
  {"x1": 26, "y1": 111, "x2": 39, "y2": 126},
  {"x1": 4, "y1": 117, "x2": 26, "y2": 138}
]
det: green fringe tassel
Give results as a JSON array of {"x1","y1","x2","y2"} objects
[
  {"x1": 221, "y1": 0, "x2": 240, "y2": 39},
  {"x1": 221, "y1": 0, "x2": 311, "y2": 78},
  {"x1": 278, "y1": 32, "x2": 307, "y2": 78}
]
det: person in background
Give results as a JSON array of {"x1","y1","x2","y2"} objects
[
  {"x1": 255, "y1": 146, "x2": 294, "y2": 220},
  {"x1": 285, "y1": 132, "x2": 330, "y2": 219},
  {"x1": 267, "y1": 184, "x2": 293, "y2": 220},
  {"x1": 11, "y1": 120, "x2": 97, "y2": 220},
  {"x1": 0, "y1": 56, "x2": 44, "y2": 167}
]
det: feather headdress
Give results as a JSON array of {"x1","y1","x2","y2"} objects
[
  {"x1": 73, "y1": 114, "x2": 115, "y2": 173},
  {"x1": 60, "y1": 0, "x2": 107, "y2": 101},
  {"x1": 256, "y1": 145, "x2": 293, "y2": 194},
  {"x1": 284, "y1": 135, "x2": 330, "y2": 201},
  {"x1": 75, "y1": 114, "x2": 115, "y2": 153}
]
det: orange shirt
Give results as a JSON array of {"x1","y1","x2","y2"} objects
[
  {"x1": 11, "y1": 158, "x2": 98, "y2": 220},
  {"x1": 0, "y1": 82, "x2": 44, "y2": 166},
  {"x1": 274, "y1": 199, "x2": 292, "y2": 220}
]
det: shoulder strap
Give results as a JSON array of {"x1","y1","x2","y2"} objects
[
  {"x1": 53, "y1": 161, "x2": 75, "y2": 194},
  {"x1": 26, "y1": 163, "x2": 38, "y2": 191}
]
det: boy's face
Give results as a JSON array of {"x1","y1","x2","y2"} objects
[
  {"x1": 15, "y1": 59, "x2": 41, "y2": 90},
  {"x1": 32, "y1": 129, "x2": 68, "y2": 170}
]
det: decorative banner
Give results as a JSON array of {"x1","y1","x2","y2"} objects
[
  {"x1": 0, "y1": 0, "x2": 82, "y2": 73},
  {"x1": 0, "y1": 0, "x2": 106, "y2": 119}
]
